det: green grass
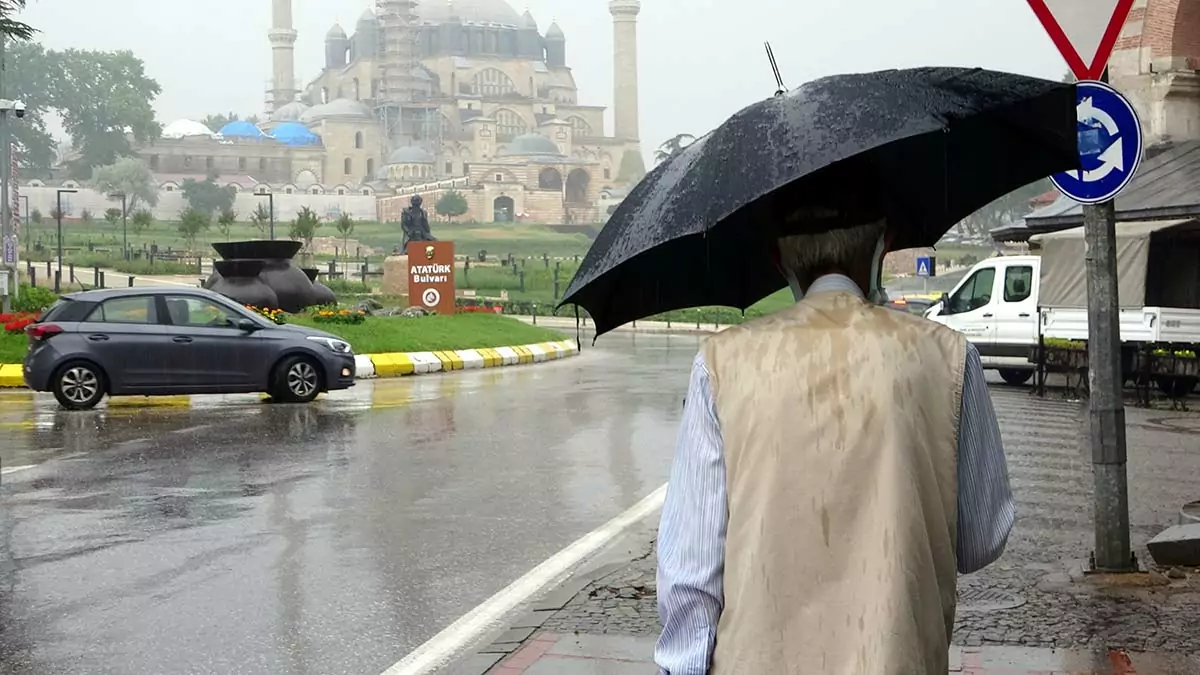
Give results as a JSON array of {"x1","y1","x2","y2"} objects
[
  {"x1": 23, "y1": 218, "x2": 595, "y2": 261},
  {"x1": 0, "y1": 332, "x2": 25, "y2": 364},
  {"x1": 288, "y1": 313, "x2": 566, "y2": 354}
]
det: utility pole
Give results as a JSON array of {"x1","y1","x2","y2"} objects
[
  {"x1": 0, "y1": 35, "x2": 10, "y2": 313},
  {"x1": 1085, "y1": 68, "x2": 1132, "y2": 573}
]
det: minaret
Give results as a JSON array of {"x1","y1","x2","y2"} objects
[
  {"x1": 269, "y1": 0, "x2": 298, "y2": 112},
  {"x1": 608, "y1": 0, "x2": 641, "y2": 142}
]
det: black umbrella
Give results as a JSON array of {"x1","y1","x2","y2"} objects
[{"x1": 560, "y1": 67, "x2": 1079, "y2": 336}]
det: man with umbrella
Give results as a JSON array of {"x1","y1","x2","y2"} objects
[
  {"x1": 557, "y1": 68, "x2": 1079, "y2": 674},
  {"x1": 653, "y1": 218, "x2": 1013, "y2": 674}
]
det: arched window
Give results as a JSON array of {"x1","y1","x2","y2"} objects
[
  {"x1": 321, "y1": 87, "x2": 329, "y2": 104},
  {"x1": 567, "y1": 116, "x2": 593, "y2": 139},
  {"x1": 355, "y1": 131, "x2": 364, "y2": 149},
  {"x1": 367, "y1": 158, "x2": 375, "y2": 176},
  {"x1": 353, "y1": 78, "x2": 361, "y2": 100},
  {"x1": 344, "y1": 157, "x2": 352, "y2": 175},
  {"x1": 471, "y1": 68, "x2": 517, "y2": 98},
  {"x1": 259, "y1": 158, "x2": 268, "y2": 172},
  {"x1": 493, "y1": 108, "x2": 527, "y2": 140}
]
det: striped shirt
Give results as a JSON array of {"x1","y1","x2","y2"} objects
[{"x1": 654, "y1": 274, "x2": 1014, "y2": 675}]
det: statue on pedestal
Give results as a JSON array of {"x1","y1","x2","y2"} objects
[{"x1": 400, "y1": 195, "x2": 436, "y2": 254}]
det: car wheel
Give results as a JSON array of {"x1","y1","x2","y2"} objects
[
  {"x1": 271, "y1": 355, "x2": 322, "y2": 403},
  {"x1": 52, "y1": 361, "x2": 106, "y2": 410},
  {"x1": 998, "y1": 369, "x2": 1034, "y2": 386}
]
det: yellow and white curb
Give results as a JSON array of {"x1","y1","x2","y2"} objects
[{"x1": 0, "y1": 340, "x2": 580, "y2": 389}]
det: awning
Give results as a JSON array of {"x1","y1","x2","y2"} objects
[{"x1": 1029, "y1": 219, "x2": 1200, "y2": 308}]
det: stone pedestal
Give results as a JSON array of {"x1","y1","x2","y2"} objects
[{"x1": 382, "y1": 255, "x2": 410, "y2": 298}]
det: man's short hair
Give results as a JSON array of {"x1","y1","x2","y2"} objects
[{"x1": 777, "y1": 220, "x2": 886, "y2": 288}]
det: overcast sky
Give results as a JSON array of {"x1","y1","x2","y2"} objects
[{"x1": 18, "y1": 0, "x2": 1064, "y2": 158}]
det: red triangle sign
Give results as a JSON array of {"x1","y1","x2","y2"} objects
[{"x1": 1027, "y1": 0, "x2": 1135, "y2": 80}]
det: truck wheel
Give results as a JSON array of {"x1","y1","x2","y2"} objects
[{"x1": 998, "y1": 369, "x2": 1033, "y2": 386}]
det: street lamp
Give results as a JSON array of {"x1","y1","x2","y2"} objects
[
  {"x1": 108, "y1": 191, "x2": 128, "y2": 259},
  {"x1": 0, "y1": 97, "x2": 26, "y2": 311},
  {"x1": 56, "y1": 188, "x2": 77, "y2": 287},
  {"x1": 257, "y1": 191, "x2": 275, "y2": 240},
  {"x1": 19, "y1": 194, "x2": 28, "y2": 256}
]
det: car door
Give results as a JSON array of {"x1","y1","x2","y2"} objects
[
  {"x1": 160, "y1": 294, "x2": 271, "y2": 390},
  {"x1": 79, "y1": 295, "x2": 174, "y2": 392},
  {"x1": 938, "y1": 264, "x2": 1000, "y2": 348},
  {"x1": 991, "y1": 261, "x2": 1039, "y2": 356}
]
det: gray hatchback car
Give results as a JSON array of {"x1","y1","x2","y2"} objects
[{"x1": 23, "y1": 287, "x2": 356, "y2": 410}]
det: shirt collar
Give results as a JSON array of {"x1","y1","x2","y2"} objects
[{"x1": 792, "y1": 273, "x2": 865, "y2": 301}]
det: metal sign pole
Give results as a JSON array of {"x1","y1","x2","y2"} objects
[{"x1": 1083, "y1": 70, "x2": 1132, "y2": 572}]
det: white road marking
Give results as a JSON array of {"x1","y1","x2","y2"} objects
[
  {"x1": 379, "y1": 483, "x2": 668, "y2": 675},
  {"x1": 1, "y1": 464, "x2": 36, "y2": 475}
]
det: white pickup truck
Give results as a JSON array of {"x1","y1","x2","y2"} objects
[{"x1": 924, "y1": 254, "x2": 1200, "y2": 385}]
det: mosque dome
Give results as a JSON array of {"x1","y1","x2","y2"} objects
[
  {"x1": 418, "y1": 0, "x2": 521, "y2": 26},
  {"x1": 271, "y1": 100, "x2": 309, "y2": 122},
  {"x1": 326, "y1": 23, "x2": 348, "y2": 39},
  {"x1": 546, "y1": 21, "x2": 565, "y2": 39},
  {"x1": 499, "y1": 132, "x2": 562, "y2": 157},
  {"x1": 270, "y1": 122, "x2": 321, "y2": 146},
  {"x1": 521, "y1": 10, "x2": 538, "y2": 30},
  {"x1": 357, "y1": 8, "x2": 376, "y2": 26},
  {"x1": 218, "y1": 120, "x2": 265, "y2": 138},
  {"x1": 162, "y1": 119, "x2": 216, "y2": 139},
  {"x1": 387, "y1": 146, "x2": 436, "y2": 164},
  {"x1": 299, "y1": 98, "x2": 373, "y2": 124}
]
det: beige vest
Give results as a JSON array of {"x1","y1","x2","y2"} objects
[{"x1": 704, "y1": 290, "x2": 966, "y2": 675}]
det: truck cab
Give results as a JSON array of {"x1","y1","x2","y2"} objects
[{"x1": 925, "y1": 255, "x2": 1040, "y2": 385}]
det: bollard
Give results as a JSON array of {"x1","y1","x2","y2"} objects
[
  {"x1": 98, "y1": 271, "x2": 105, "y2": 288},
  {"x1": 29, "y1": 268, "x2": 36, "y2": 287},
  {"x1": 543, "y1": 254, "x2": 549, "y2": 268},
  {"x1": 45, "y1": 260, "x2": 51, "y2": 277},
  {"x1": 128, "y1": 275, "x2": 135, "y2": 287},
  {"x1": 69, "y1": 264, "x2": 75, "y2": 283},
  {"x1": 532, "y1": 304, "x2": 538, "y2": 325},
  {"x1": 519, "y1": 271, "x2": 526, "y2": 293},
  {"x1": 696, "y1": 310, "x2": 701, "y2": 330},
  {"x1": 53, "y1": 270, "x2": 61, "y2": 293},
  {"x1": 93, "y1": 266, "x2": 99, "y2": 286}
]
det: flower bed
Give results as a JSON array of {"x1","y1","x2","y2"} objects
[
  {"x1": 246, "y1": 305, "x2": 287, "y2": 325},
  {"x1": 310, "y1": 307, "x2": 367, "y2": 325},
  {"x1": 1, "y1": 312, "x2": 37, "y2": 333}
]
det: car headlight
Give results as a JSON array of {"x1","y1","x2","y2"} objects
[{"x1": 307, "y1": 336, "x2": 352, "y2": 354}]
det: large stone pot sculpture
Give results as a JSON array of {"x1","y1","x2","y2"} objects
[
  {"x1": 210, "y1": 260, "x2": 279, "y2": 308},
  {"x1": 302, "y1": 267, "x2": 337, "y2": 306},
  {"x1": 205, "y1": 240, "x2": 330, "y2": 312}
]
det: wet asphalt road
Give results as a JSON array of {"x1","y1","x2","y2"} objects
[{"x1": 0, "y1": 332, "x2": 706, "y2": 675}]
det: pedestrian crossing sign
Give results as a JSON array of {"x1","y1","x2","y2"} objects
[{"x1": 916, "y1": 256, "x2": 935, "y2": 278}]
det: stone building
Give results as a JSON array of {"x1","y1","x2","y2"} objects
[{"x1": 1111, "y1": 0, "x2": 1200, "y2": 144}]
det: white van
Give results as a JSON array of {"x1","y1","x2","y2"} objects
[{"x1": 925, "y1": 255, "x2": 1040, "y2": 385}]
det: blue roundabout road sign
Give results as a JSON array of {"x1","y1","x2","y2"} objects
[{"x1": 1050, "y1": 80, "x2": 1143, "y2": 205}]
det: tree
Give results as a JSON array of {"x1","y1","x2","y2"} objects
[
  {"x1": 181, "y1": 172, "x2": 235, "y2": 215},
  {"x1": 80, "y1": 208, "x2": 93, "y2": 224},
  {"x1": 30, "y1": 208, "x2": 42, "y2": 224},
  {"x1": 91, "y1": 157, "x2": 158, "y2": 213},
  {"x1": 49, "y1": 207, "x2": 62, "y2": 222},
  {"x1": 130, "y1": 209, "x2": 153, "y2": 236},
  {"x1": 957, "y1": 179, "x2": 1052, "y2": 237},
  {"x1": 177, "y1": 207, "x2": 210, "y2": 252},
  {"x1": 216, "y1": 207, "x2": 237, "y2": 241},
  {"x1": 618, "y1": 149, "x2": 647, "y2": 184},
  {"x1": 334, "y1": 212, "x2": 355, "y2": 255},
  {"x1": 250, "y1": 203, "x2": 270, "y2": 236},
  {"x1": 0, "y1": 0, "x2": 36, "y2": 41},
  {"x1": 201, "y1": 113, "x2": 239, "y2": 133},
  {"x1": 289, "y1": 206, "x2": 321, "y2": 264},
  {"x1": 103, "y1": 208, "x2": 122, "y2": 225},
  {"x1": 654, "y1": 134, "x2": 695, "y2": 164},
  {"x1": 435, "y1": 190, "x2": 469, "y2": 221},
  {"x1": 5, "y1": 42, "x2": 161, "y2": 177}
]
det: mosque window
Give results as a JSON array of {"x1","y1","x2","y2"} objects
[
  {"x1": 344, "y1": 158, "x2": 353, "y2": 175},
  {"x1": 604, "y1": 168, "x2": 611, "y2": 179},
  {"x1": 338, "y1": 188, "x2": 346, "y2": 195},
  {"x1": 285, "y1": 187, "x2": 293, "y2": 194},
  {"x1": 367, "y1": 158, "x2": 375, "y2": 176},
  {"x1": 472, "y1": 68, "x2": 517, "y2": 98},
  {"x1": 568, "y1": 116, "x2": 593, "y2": 139},
  {"x1": 238, "y1": 158, "x2": 247, "y2": 170},
  {"x1": 149, "y1": 155, "x2": 159, "y2": 170},
  {"x1": 493, "y1": 108, "x2": 527, "y2": 141},
  {"x1": 495, "y1": 173, "x2": 504, "y2": 182},
  {"x1": 311, "y1": 187, "x2": 320, "y2": 195},
  {"x1": 362, "y1": 189, "x2": 370, "y2": 196},
  {"x1": 259, "y1": 158, "x2": 268, "y2": 172},
  {"x1": 184, "y1": 156, "x2": 192, "y2": 167},
  {"x1": 355, "y1": 131, "x2": 364, "y2": 149},
  {"x1": 445, "y1": 161, "x2": 453, "y2": 174},
  {"x1": 205, "y1": 157, "x2": 214, "y2": 170}
]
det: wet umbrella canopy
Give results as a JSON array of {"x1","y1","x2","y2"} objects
[{"x1": 560, "y1": 67, "x2": 1079, "y2": 336}]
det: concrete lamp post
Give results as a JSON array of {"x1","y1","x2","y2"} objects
[
  {"x1": 257, "y1": 191, "x2": 276, "y2": 240},
  {"x1": 56, "y1": 188, "x2": 77, "y2": 292},
  {"x1": 108, "y1": 192, "x2": 128, "y2": 260}
]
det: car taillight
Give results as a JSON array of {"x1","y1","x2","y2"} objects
[{"x1": 25, "y1": 323, "x2": 63, "y2": 341}]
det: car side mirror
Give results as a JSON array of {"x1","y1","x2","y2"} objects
[{"x1": 237, "y1": 318, "x2": 260, "y2": 332}]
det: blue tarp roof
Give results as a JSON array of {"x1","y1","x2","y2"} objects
[
  {"x1": 270, "y1": 122, "x2": 321, "y2": 146},
  {"x1": 219, "y1": 120, "x2": 265, "y2": 138}
]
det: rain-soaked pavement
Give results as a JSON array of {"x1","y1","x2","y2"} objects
[{"x1": 0, "y1": 332, "x2": 704, "y2": 675}]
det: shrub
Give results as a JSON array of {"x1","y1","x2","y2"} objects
[{"x1": 12, "y1": 284, "x2": 58, "y2": 314}]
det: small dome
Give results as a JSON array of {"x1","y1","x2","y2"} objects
[
  {"x1": 271, "y1": 100, "x2": 310, "y2": 122},
  {"x1": 521, "y1": 10, "x2": 537, "y2": 29},
  {"x1": 270, "y1": 122, "x2": 321, "y2": 146},
  {"x1": 387, "y1": 146, "x2": 436, "y2": 164},
  {"x1": 300, "y1": 98, "x2": 373, "y2": 124},
  {"x1": 499, "y1": 132, "x2": 562, "y2": 157},
  {"x1": 357, "y1": 8, "x2": 376, "y2": 25},
  {"x1": 219, "y1": 120, "x2": 265, "y2": 138},
  {"x1": 162, "y1": 119, "x2": 216, "y2": 139},
  {"x1": 326, "y1": 23, "x2": 348, "y2": 39},
  {"x1": 546, "y1": 21, "x2": 564, "y2": 39}
]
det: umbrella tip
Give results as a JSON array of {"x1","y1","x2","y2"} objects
[{"x1": 764, "y1": 41, "x2": 786, "y2": 96}]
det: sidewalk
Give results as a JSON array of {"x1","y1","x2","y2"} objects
[
  {"x1": 514, "y1": 314, "x2": 731, "y2": 334},
  {"x1": 452, "y1": 387, "x2": 1200, "y2": 675}
]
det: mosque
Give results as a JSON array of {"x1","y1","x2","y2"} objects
[{"x1": 136, "y1": 0, "x2": 645, "y2": 224}]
